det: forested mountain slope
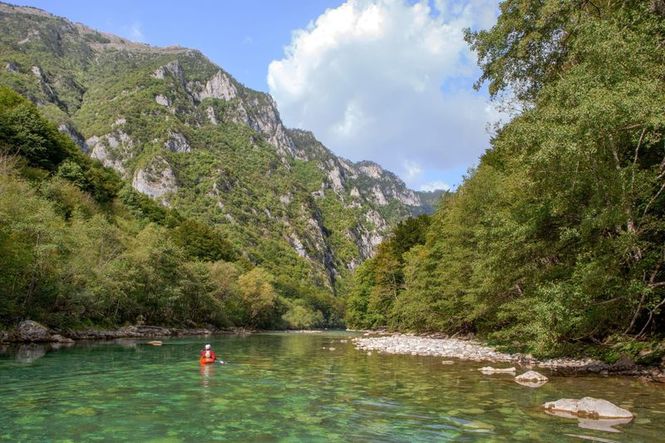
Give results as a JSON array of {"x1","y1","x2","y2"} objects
[{"x1": 0, "y1": 2, "x2": 437, "y2": 306}]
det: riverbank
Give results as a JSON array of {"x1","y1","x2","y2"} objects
[
  {"x1": 0, "y1": 320, "x2": 249, "y2": 345},
  {"x1": 353, "y1": 333, "x2": 665, "y2": 382}
]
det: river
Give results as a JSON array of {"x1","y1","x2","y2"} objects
[{"x1": 1, "y1": 331, "x2": 664, "y2": 442}]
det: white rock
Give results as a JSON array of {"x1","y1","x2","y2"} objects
[
  {"x1": 543, "y1": 397, "x2": 633, "y2": 419},
  {"x1": 197, "y1": 70, "x2": 237, "y2": 101},
  {"x1": 164, "y1": 132, "x2": 191, "y2": 153},
  {"x1": 358, "y1": 163, "x2": 383, "y2": 179},
  {"x1": 206, "y1": 106, "x2": 218, "y2": 125},
  {"x1": 155, "y1": 94, "x2": 170, "y2": 107},
  {"x1": 479, "y1": 366, "x2": 516, "y2": 374},
  {"x1": 371, "y1": 185, "x2": 388, "y2": 206},
  {"x1": 132, "y1": 158, "x2": 177, "y2": 199},
  {"x1": 515, "y1": 370, "x2": 548, "y2": 382}
]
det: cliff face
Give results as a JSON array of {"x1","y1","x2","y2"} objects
[{"x1": 0, "y1": 2, "x2": 437, "y2": 291}]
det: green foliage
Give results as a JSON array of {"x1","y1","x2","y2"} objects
[
  {"x1": 237, "y1": 267, "x2": 282, "y2": 329},
  {"x1": 345, "y1": 215, "x2": 431, "y2": 329},
  {"x1": 169, "y1": 219, "x2": 237, "y2": 262},
  {"x1": 351, "y1": 2, "x2": 665, "y2": 357},
  {"x1": 0, "y1": 89, "x2": 337, "y2": 331},
  {"x1": 0, "y1": 86, "x2": 73, "y2": 169}
]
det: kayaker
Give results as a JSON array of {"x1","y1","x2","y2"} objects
[{"x1": 200, "y1": 344, "x2": 216, "y2": 362}]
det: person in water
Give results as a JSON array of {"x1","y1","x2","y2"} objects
[{"x1": 200, "y1": 344, "x2": 216, "y2": 361}]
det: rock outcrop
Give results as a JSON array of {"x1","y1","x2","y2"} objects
[
  {"x1": 58, "y1": 123, "x2": 89, "y2": 152},
  {"x1": 11, "y1": 320, "x2": 75, "y2": 343},
  {"x1": 132, "y1": 157, "x2": 177, "y2": 200},
  {"x1": 164, "y1": 132, "x2": 191, "y2": 153},
  {"x1": 16, "y1": 320, "x2": 50, "y2": 342}
]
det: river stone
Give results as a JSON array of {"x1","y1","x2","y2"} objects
[
  {"x1": 50, "y1": 334, "x2": 75, "y2": 344},
  {"x1": 479, "y1": 366, "x2": 516, "y2": 374},
  {"x1": 17, "y1": 320, "x2": 51, "y2": 342},
  {"x1": 515, "y1": 370, "x2": 548, "y2": 382},
  {"x1": 543, "y1": 397, "x2": 633, "y2": 419}
]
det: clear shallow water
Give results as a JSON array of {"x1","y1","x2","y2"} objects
[{"x1": 1, "y1": 332, "x2": 665, "y2": 442}]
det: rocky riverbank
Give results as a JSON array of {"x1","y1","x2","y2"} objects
[
  {"x1": 0, "y1": 320, "x2": 236, "y2": 344},
  {"x1": 353, "y1": 333, "x2": 665, "y2": 382}
]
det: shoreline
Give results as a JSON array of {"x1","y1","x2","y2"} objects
[
  {"x1": 353, "y1": 333, "x2": 665, "y2": 382},
  {"x1": 0, "y1": 320, "x2": 252, "y2": 345}
]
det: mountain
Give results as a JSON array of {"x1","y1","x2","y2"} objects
[{"x1": 0, "y1": 2, "x2": 438, "y2": 296}]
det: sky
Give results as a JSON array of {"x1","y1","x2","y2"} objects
[{"x1": 17, "y1": 0, "x2": 501, "y2": 191}]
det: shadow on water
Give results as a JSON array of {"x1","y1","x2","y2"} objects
[{"x1": 1, "y1": 332, "x2": 665, "y2": 442}]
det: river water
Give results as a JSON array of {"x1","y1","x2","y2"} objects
[{"x1": 1, "y1": 332, "x2": 664, "y2": 442}]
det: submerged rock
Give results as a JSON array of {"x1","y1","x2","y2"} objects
[
  {"x1": 577, "y1": 417, "x2": 634, "y2": 433},
  {"x1": 515, "y1": 379, "x2": 548, "y2": 388},
  {"x1": 479, "y1": 366, "x2": 516, "y2": 374},
  {"x1": 50, "y1": 334, "x2": 74, "y2": 344},
  {"x1": 543, "y1": 397, "x2": 633, "y2": 419}
]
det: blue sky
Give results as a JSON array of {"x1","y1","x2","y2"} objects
[
  {"x1": 16, "y1": 0, "x2": 343, "y2": 90},
  {"x1": 16, "y1": 0, "x2": 500, "y2": 191}
]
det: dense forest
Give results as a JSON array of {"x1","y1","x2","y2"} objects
[
  {"x1": 0, "y1": 87, "x2": 341, "y2": 330},
  {"x1": 347, "y1": 0, "x2": 665, "y2": 358}
]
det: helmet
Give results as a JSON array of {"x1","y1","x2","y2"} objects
[{"x1": 205, "y1": 344, "x2": 211, "y2": 350}]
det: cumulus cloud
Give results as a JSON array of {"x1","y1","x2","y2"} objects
[
  {"x1": 268, "y1": 0, "x2": 500, "y2": 189},
  {"x1": 419, "y1": 180, "x2": 451, "y2": 192}
]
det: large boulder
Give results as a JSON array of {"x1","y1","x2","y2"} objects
[
  {"x1": 543, "y1": 397, "x2": 633, "y2": 419},
  {"x1": 16, "y1": 320, "x2": 51, "y2": 342},
  {"x1": 515, "y1": 370, "x2": 548, "y2": 382},
  {"x1": 515, "y1": 370, "x2": 549, "y2": 387}
]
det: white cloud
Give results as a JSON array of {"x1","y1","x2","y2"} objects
[
  {"x1": 419, "y1": 180, "x2": 451, "y2": 192},
  {"x1": 403, "y1": 160, "x2": 422, "y2": 180},
  {"x1": 268, "y1": 0, "x2": 500, "y2": 189}
]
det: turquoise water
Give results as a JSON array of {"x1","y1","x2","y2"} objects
[{"x1": 1, "y1": 332, "x2": 665, "y2": 442}]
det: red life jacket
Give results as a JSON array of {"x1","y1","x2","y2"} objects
[{"x1": 200, "y1": 349, "x2": 216, "y2": 360}]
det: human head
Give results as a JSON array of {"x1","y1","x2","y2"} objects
[{"x1": 205, "y1": 344, "x2": 211, "y2": 350}]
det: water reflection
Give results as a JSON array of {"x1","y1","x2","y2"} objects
[
  {"x1": 200, "y1": 362, "x2": 215, "y2": 388},
  {"x1": 15, "y1": 344, "x2": 47, "y2": 363}
]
